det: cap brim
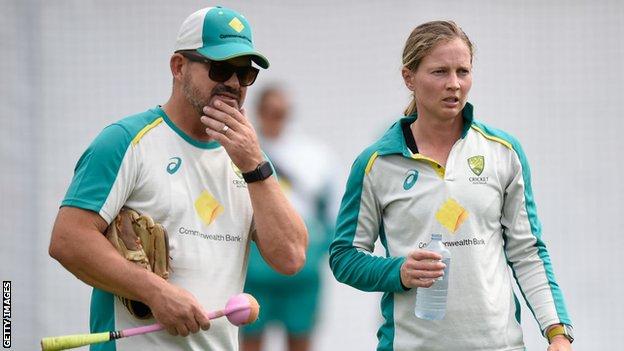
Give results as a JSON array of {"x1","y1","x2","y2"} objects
[{"x1": 197, "y1": 43, "x2": 269, "y2": 69}]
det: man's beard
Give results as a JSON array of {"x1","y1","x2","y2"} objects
[
  {"x1": 182, "y1": 76, "x2": 241, "y2": 116},
  {"x1": 182, "y1": 75, "x2": 210, "y2": 117}
]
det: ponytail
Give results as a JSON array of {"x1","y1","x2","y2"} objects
[{"x1": 404, "y1": 96, "x2": 417, "y2": 116}]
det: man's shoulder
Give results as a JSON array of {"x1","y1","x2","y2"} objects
[
  {"x1": 84, "y1": 108, "x2": 163, "y2": 157},
  {"x1": 92, "y1": 108, "x2": 162, "y2": 146},
  {"x1": 109, "y1": 108, "x2": 163, "y2": 139}
]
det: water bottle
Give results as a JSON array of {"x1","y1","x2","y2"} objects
[{"x1": 414, "y1": 233, "x2": 451, "y2": 320}]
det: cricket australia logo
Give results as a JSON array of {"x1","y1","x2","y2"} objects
[
  {"x1": 231, "y1": 161, "x2": 247, "y2": 188},
  {"x1": 468, "y1": 155, "x2": 484, "y2": 175},
  {"x1": 467, "y1": 155, "x2": 488, "y2": 184},
  {"x1": 403, "y1": 169, "x2": 419, "y2": 190}
]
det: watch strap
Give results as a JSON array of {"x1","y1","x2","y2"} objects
[
  {"x1": 547, "y1": 324, "x2": 573, "y2": 343},
  {"x1": 242, "y1": 161, "x2": 273, "y2": 183}
]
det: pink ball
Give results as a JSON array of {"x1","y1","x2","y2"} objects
[{"x1": 224, "y1": 293, "x2": 259, "y2": 326}]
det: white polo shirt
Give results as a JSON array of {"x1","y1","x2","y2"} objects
[
  {"x1": 63, "y1": 106, "x2": 261, "y2": 351},
  {"x1": 329, "y1": 103, "x2": 572, "y2": 351}
]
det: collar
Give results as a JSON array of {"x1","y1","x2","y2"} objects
[
  {"x1": 375, "y1": 102, "x2": 474, "y2": 158},
  {"x1": 152, "y1": 106, "x2": 222, "y2": 149}
]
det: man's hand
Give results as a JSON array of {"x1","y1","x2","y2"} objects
[
  {"x1": 201, "y1": 101, "x2": 263, "y2": 172},
  {"x1": 200, "y1": 102, "x2": 307, "y2": 275},
  {"x1": 146, "y1": 282, "x2": 211, "y2": 337},
  {"x1": 50, "y1": 207, "x2": 210, "y2": 337},
  {"x1": 547, "y1": 335, "x2": 572, "y2": 351},
  {"x1": 400, "y1": 250, "x2": 446, "y2": 288}
]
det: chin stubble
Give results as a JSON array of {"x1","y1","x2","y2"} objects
[{"x1": 182, "y1": 78, "x2": 208, "y2": 117}]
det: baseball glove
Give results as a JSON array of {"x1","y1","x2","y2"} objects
[{"x1": 105, "y1": 208, "x2": 170, "y2": 319}]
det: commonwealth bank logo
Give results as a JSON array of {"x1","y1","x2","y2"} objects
[
  {"x1": 403, "y1": 169, "x2": 419, "y2": 190},
  {"x1": 468, "y1": 155, "x2": 484, "y2": 176},
  {"x1": 194, "y1": 190, "x2": 224, "y2": 226},
  {"x1": 435, "y1": 198, "x2": 468, "y2": 234},
  {"x1": 229, "y1": 17, "x2": 245, "y2": 33}
]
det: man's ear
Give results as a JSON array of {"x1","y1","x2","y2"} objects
[{"x1": 170, "y1": 53, "x2": 186, "y2": 81}]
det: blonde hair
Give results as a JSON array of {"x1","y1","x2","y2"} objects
[{"x1": 402, "y1": 21, "x2": 474, "y2": 116}]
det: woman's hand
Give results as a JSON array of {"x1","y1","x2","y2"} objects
[{"x1": 400, "y1": 250, "x2": 446, "y2": 288}]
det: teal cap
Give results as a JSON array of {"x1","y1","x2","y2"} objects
[{"x1": 174, "y1": 6, "x2": 269, "y2": 69}]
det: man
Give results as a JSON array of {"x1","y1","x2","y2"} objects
[
  {"x1": 242, "y1": 87, "x2": 339, "y2": 351},
  {"x1": 48, "y1": 7, "x2": 307, "y2": 351}
]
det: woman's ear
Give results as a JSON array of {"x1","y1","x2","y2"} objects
[{"x1": 402, "y1": 67, "x2": 414, "y2": 91}]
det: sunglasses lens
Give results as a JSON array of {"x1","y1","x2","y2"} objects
[
  {"x1": 208, "y1": 63, "x2": 235, "y2": 83},
  {"x1": 237, "y1": 67, "x2": 259, "y2": 86},
  {"x1": 180, "y1": 51, "x2": 258, "y2": 86},
  {"x1": 200, "y1": 58, "x2": 259, "y2": 86}
]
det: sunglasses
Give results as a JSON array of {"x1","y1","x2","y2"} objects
[{"x1": 178, "y1": 51, "x2": 259, "y2": 87}]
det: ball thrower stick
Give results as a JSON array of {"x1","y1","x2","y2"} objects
[{"x1": 40, "y1": 293, "x2": 259, "y2": 351}]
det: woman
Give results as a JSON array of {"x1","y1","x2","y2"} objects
[{"x1": 329, "y1": 21, "x2": 573, "y2": 351}]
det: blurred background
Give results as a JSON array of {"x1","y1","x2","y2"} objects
[{"x1": 1, "y1": 0, "x2": 623, "y2": 350}]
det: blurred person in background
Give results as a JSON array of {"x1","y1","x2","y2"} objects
[
  {"x1": 329, "y1": 21, "x2": 573, "y2": 351},
  {"x1": 48, "y1": 7, "x2": 307, "y2": 351},
  {"x1": 242, "y1": 86, "x2": 339, "y2": 351}
]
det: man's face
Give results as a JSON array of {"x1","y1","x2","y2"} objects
[
  {"x1": 181, "y1": 56, "x2": 251, "y2": 116},
  {"x1": 258, "y1": 91, "x2": 290, "y2": 139}
]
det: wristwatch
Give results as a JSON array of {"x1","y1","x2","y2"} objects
[
  {"x1": 242, "y1": 161, "x2": 273, "y2": 183},
  {"x1": 546, "y1": 324, "x2": 574, "y2": 344}
]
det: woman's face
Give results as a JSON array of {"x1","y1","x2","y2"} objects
[{"x1": 403, "y1": 38, "x2": 472, "y2": 121}]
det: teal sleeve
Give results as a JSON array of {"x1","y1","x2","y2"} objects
[
  {"x1": 329, "y1": 151, "x2": 406, "y2": 293},
  {"x1": 62, "y1": 124, "x2": 133, "y2": 214},
  {"x1": 317, "y1": 181, "x2": 336, "y2": 249}
]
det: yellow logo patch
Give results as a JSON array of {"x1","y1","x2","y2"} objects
[
  {"x1": 435, "y1": 198, "x2": 469, "y2": 233},
  {"x1": 229, "y1": 17, "x2": 245, "y2": 33},
  {"x1": 194, "y1": 190, "x2": 224, "y2": 226}
]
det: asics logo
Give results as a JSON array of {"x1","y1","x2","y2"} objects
[
  {"x1": 403, "y1": 169, "x2": 419, "y2": 190},
  {"x1": 167, "y1": 157, "x2": 182, "y2": 174}
]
